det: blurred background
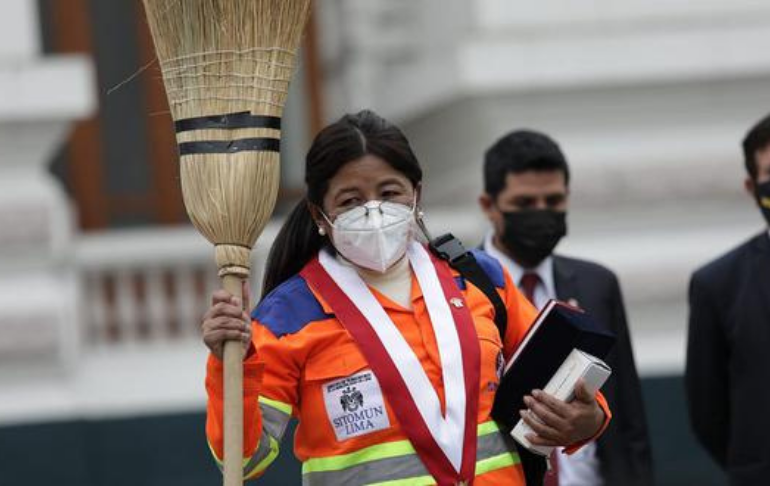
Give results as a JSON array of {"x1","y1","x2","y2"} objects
[{"x1": 2, "y1": 0, "x2": 769, "y2": 484}]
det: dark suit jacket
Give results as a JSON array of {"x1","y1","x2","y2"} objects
[
  {"x1": 552, "y1": 255, "x2": 655, "y2": 486},
  {"x1": 685, "y1": 232, "x2": 770, "y2": 486}
]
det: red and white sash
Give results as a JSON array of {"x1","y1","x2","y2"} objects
[{"x1": 301, "y1": 242, "x2": 481, "y2": 485}]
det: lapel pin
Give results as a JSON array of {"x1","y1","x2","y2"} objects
[
  {"x1": 567, "y1": 298, "x2": 580, "y2": 308},
  {"x1": 450, "y1": 298, "x2": 464, "y2": 308}
]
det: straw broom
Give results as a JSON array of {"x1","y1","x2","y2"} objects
[{"x1": 142, "y1": 1, "x2": 311, "y2": 484}]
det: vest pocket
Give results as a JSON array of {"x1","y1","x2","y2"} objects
[
  {"x1": 302, "y1": 343, "x2": 391, "y2": 443},
  {"x1": 304, "y1": 342, "x2": 369, "y2": 382}
]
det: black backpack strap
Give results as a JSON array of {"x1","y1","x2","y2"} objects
[
  {"x1": 429, "y1": 233, "x2": 508, "y2": 339},
  {"x1": 429, "y1": 233, "x2": 548, "y2": 486}
]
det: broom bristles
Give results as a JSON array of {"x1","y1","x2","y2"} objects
[{"x1": 143, "y1": 0, "x2": 311, "y2": 277}]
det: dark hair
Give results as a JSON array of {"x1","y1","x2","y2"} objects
[
  {"x1": 743, "y1": 113, "x2": 770, "y2": 180},
  {"x1": 483, "y1": 129, "x2": 570, "y2": 199},
  {"x1": 261, "y1": 109, "x2": 423, "y2": 296}
]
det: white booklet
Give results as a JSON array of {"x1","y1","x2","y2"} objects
[{"x1": 511, "y1": 348, "x2": 612, "y2": 456}]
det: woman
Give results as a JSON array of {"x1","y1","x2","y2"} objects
[{"x1": 202, "y1": 110, "x2": 610, "y2": 485}]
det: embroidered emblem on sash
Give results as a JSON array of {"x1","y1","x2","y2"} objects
[{"x1": 323, "y1": 370, "x2": 390, "y2": 441}]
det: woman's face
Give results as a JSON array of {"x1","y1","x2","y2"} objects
[{"x1": 314, "y1": 154, "x2": 419, "y2": 232}]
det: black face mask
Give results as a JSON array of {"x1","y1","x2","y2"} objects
[
  {"x1": 757, "y1": 180, "x2": 770, "y2": 226},
  {"x1": 499, "y1": 209, "x2": 567, "y2": 268}
]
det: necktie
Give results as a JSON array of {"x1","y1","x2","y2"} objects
[
  {"x1": 519, "y1": 272, "x2": 540, "y2": 305},
  {"x1": 543, "y1": 452, "x2": 560, "y2": 486},
  {"x1": 519, "y1": 272, "x2": 560, "y2": 486}
]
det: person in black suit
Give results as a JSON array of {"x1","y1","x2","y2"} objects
[
  {"x1": 685, "y1": 114, "x2": 770, "y2": 486},
  {"x1": 477, "y1": 130, "x2": 654, "y2": 486}
]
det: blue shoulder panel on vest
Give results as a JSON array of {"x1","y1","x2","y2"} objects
[
  {"x1": 251, "y1": 275, "x2": 331, "y2": 338},
  {"x1": 469, "y1": 249, "x2": 506, "y2": 288}
]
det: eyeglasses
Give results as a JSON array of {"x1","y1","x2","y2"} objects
[{"x1": 323, "y1": 196, "x2": 417, "y2": 225}]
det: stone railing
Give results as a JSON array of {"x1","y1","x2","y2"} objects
[{"x1": 75, "y1": 225, "x2": 280, "y2": 346}]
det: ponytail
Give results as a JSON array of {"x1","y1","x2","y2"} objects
[{"x1": 261, "y1": 200, "x2": 325, "y2": 297}]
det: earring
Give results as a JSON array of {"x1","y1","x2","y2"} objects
[
  {"x1": 318, "y1": 226, "x2": 326, "y2": 236},
  {"x1": 417, "y1": 209, "x2": 425, "y2": 219}
]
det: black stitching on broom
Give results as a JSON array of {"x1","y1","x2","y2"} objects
[
  {"x1": 178, "y1": 138, "x2": 280, "y2": 155},
  {"x1": 174, "y1": 111, "x2": 281, "y2": 133}
]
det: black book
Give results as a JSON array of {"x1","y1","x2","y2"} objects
[{"x1": 491, "y1": 299, "x2": 616, "y2": 431}]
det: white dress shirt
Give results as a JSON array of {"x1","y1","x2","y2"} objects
[{"x1": 483, "y1": 232, "x2": 604, "y2": 486}]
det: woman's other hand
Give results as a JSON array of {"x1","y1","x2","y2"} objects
[
  {"x1": 201, "y1": 281, "x2": 252, "y2": 361},
  {"x1": 519, "y1": 379, "x2": 605, "y2": 447}
]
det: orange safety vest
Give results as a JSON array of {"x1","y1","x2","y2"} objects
[{"x1": 205, "y1": 249, "x2": 611, "y2": 485}]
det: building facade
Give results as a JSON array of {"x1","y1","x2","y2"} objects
[{"x1": 3, "y1": 1, "x2": 770, "y2": 484}]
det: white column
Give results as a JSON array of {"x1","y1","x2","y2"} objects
[{"x1": 0, "y1": 0, "x2": 95, "y2": 371}]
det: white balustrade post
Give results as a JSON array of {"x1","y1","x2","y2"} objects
[
  {"x1": 114, "y1": 270, "x2": 139, "y2": 344},
  {"x1": 145, "y1": 268, "x2": 169, "y2": 340},
  {"x1": 175, "y1": 266, "x2": 200, "y2": 339},
  {"x1": 85, "y1": 272, "x2": 110, "y2": 344}
]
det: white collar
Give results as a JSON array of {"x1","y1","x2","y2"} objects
[{"x1": 483, "y1": 230, "x2": 557, "y2": 299}]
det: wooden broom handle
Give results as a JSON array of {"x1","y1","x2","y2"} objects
[{"x1": 222, "y1": 274, "x2": 245, "y2": 486}]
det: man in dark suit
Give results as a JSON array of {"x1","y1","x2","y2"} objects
[
  {"x1": 478, "y1": 130, "x2": 654, "y2": 486},
  {"x1": 685, "y1": 114, "x2": 770, "y2": 486}
]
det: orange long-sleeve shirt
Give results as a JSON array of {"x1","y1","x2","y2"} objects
[{"x1": 205, "y1": 250, "x2": 611, "y2": 484}]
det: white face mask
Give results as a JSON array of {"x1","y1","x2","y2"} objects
[{"x1": 324, "y1": 199, "x2": 415, "y2": 273}]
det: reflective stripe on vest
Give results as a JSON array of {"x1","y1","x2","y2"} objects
[
  {"x1": 301, "y1": 421, "x2": 520, "y2": 485},
  {"x1": 209, "y1": 397, "x2": 292, "y2": 479},
  {"x1": 259, "y1": 396, "x2": 292, "y2": 440}
]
